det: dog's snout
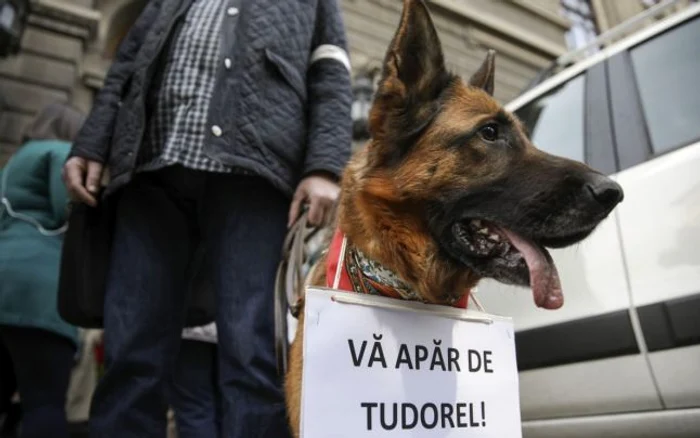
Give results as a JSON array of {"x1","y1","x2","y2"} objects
[{"x1": 584, "y1": 174, "x2": 624, "y2": 211}]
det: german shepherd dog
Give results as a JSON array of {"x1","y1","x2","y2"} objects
[{"x1": 284, "y1": 0, "x2": 623, "y2": 434}]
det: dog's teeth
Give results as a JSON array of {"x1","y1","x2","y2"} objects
[
  {"x1": 478, "y1": 228, "x2": 489, "y2": 235},
  {"x1": 489, "y1": 233, "x2": 500, "y2": 241}
]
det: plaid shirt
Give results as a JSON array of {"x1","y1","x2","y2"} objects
[{"x1": 138, "y1": 0, "x2": 234, "y2": 173}]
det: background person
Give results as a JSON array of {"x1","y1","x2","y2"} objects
[
  {"x1": 168, "y1": 322, "x2": 220, "y2": 438},
  {"x1": 0, "y1": 102, "x2": 86, "y2": 438}
]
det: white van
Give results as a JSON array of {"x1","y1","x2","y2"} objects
[{"x1": 476, "y1": 4, "x2": 700, "y2": 437}]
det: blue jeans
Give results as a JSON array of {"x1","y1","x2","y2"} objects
[
  {"x1": 168, "y1": 340, "x2": 221, "y2": 438},
  {"x1": 89, "y1": 166, "x2": 292, "y2": 438}
]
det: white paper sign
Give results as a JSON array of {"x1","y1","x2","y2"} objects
[{"x1": 301, "y1": 288, "x2": 522, "y2": 438}]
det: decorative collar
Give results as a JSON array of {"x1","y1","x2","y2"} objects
[{"x1": 326, "y1": 228, "x2": 469, "y2": 309}]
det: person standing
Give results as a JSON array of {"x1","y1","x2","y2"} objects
[
  {"x1": 62, "y1": 1, "x2": 352, "y2": 437},
  {"x1": 0, "y1": 102, "x2": 86, "y2": 438}
]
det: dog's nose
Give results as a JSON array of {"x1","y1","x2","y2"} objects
[{"x1": 585, "y1": 174, "x2": 624, "y2": 211}]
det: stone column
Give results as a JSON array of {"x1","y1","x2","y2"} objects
[{"x1": 0, "y1": 0, "x2": 100, "y2": 163}]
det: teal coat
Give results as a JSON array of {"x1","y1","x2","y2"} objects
[{"x1": 0, "y1": 140, "x2": 77, "y2": 345}]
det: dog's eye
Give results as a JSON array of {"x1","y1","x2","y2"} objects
[{"x1": 479, "y1": 124, "x2": 498, "y2": 142}]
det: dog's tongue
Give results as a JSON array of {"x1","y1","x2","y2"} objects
[{"x1": 499, "y1": 228, "x2": 563, "y2": 310}]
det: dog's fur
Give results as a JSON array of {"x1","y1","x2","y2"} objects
[{"x1": 284, "y1": 1, "x2": 623, "y2": 435}]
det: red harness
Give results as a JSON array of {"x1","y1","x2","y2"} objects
[{"x1": 325, "y1": 228, "x2": 470, "y2": 309}]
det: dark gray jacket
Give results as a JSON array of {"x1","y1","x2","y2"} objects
[{"x1": 71, "y1": 0, "x2": 353, "y2": 197}]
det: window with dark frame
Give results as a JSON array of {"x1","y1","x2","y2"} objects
[
  {"x1": 629, "y1": 18, "x2": 700, "y2": 155},
  {"x1": 515, "y1": 75, "x2": 587, "y2": 163}
]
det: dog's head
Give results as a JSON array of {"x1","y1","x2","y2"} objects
[{"x1": 354, "y1": 0, "x2": 623, "y2": 310}]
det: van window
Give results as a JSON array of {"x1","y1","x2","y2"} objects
[
  {"x1": 515, "y1": 75, "x2": 586, "y2": 162},
  {"x1": 630, "y1": 19, "x2": 700, "y2": 154}
]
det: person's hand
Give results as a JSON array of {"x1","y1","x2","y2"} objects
[
  {"x1": 62, "y1": 157, "x2": 104, "y2": 207},
  {"x1": 288, "y1": 173, "x2": 340, "y2": 228}
]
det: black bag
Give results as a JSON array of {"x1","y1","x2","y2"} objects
[
  {"x1": 57, "y1": 197, "x2": 215, "y2": 329},
  {"x1": 57, "y1": 199, "x2": 115, "y2": 328}
]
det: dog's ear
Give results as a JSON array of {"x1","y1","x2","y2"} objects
[
  {"x1": 368, "y1": 0, "x2": 454, "y2": 166},
  {"x1": 468, "y1": 50, "x2": 496, "y2": 96}
]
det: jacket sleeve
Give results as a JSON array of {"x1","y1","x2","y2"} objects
[
  {"x1": 69, "y1": 0, "x2": 163, "y2": 163},
  {"x1": 49, "y1": 148, "x2": 71, "y2": 224},
  {"x1": 302, "y1": 0, "x2": 353, "y2": 181}
]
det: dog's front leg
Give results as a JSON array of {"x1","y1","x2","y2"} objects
[{"x1": 285, "y1": 306, "x2": 305, "y2": 438}]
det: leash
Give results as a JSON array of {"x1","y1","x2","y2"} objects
[
  {"x1": 273, "y1": 210, "x2": 487, "y2": 375},
  {"x1": 274, "y1": 207, "x2": 324, "y2": 375}
]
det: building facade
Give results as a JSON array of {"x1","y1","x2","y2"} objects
[{"x1": 0, "y1": 0, "x2": 688, "y2": 164}]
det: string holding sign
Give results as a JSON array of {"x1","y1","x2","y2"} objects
[{"x1": 331, "y1": 292, "x2": 494, "y2": 324}]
